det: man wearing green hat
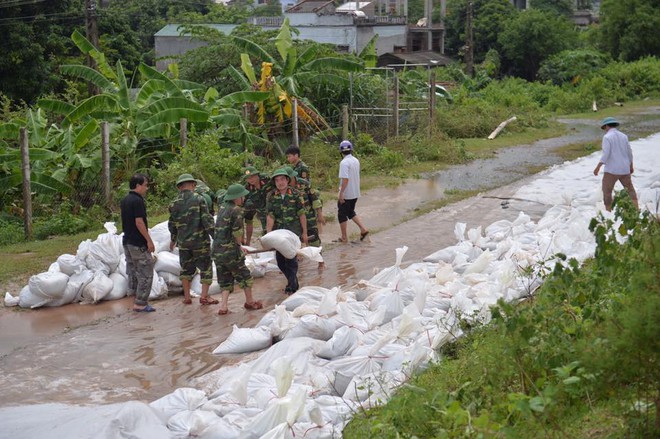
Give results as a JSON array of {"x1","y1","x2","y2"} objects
[
  {"x1": 266, "y1": 168, "x2": 308, "y2": 294},
  {"x1": 213, "y1": 183, "x2": 263, "y2": 315},
  {"x1": 593, "y1": 117, "x2": 638, "y2": 211},
  {"x1": 284, "y1": 165, "x2": 325, "y2": 269},
  {"x1": 242, "y1": 166, "x2": 271, "y2": 245},
  {"x1": 168, "y1": 174, "x2": 217, "y2": 305}
]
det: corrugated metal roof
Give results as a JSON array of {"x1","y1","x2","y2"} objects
[
  {"x1": 285, "y1": 0, "x2": 335, "y2": 13},
  {"x1": 336, "y1": 1, "x2": 372, "y2": 11},
  {"x1": 154, "y1": 23, "x2": 238, "y2": 37}
]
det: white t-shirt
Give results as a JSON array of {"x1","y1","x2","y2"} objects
[{"x1": 338, "y1": 154, "x2": 361, "y2": 199}]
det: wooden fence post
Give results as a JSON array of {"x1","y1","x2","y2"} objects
[
  {"x1": 20, "y1": 127, "x2": 32, "y2": 240},
  {"x1": 101, "y1": 121, "x2": 111, "y2": 206},
  {"x1": 429, "y1": 71, "x2": 436, "y2": 137},
  {"x1": 179, "y1": 118, "x2": 187, "y2": 148},
  {"x1": 292, "y1": 98, "x2": 299, "y2": 148},
  {"x1": 393, "y1": 76, "x2": 400, "y2": 138},
  {"x1": 342, "y1": 104, "x2": 349, "y2": 140}
]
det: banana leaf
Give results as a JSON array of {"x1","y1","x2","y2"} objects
[
  {"x1": 37, "y1": 99, "x2": 76, "y2": 117},
  {"x1": 0, "y1": 122, "x2": 21, "y2": 140},
  {"x1": 59, "y1": 65, "x2": 116, "y2": 92},
  {"x1": 64, "y1": 95, "x2": 120, "y2": 126}
]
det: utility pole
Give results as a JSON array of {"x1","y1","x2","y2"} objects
[
  {"x1": 85, "y1": 0, "x2": 100, "y2": 95},
  {"x1": 465, "y1": 1, "x2": 474, "y2": 77}
]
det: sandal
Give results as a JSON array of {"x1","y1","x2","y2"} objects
[
  {"x1": 200, "y1": 296, "x2": 219, "y2": 305},
  {"x1": 332, "y1": 237, "x2": 347, "y2": 243},
  {"x1": 217, "y1": 308, "x2": 230, "y2": 315},
  {"x1": 360, "y1": 231, "x2": 370, "y2": 241},
  {"x1": 182, "y1": 298, "x2": 192, "y2": 305},
  {"x1": 244, "y1": 301, "x2": 263, "y2": 310},
  {"x1": 134, "y1": 304, "x2": 156, "y2": 313}
]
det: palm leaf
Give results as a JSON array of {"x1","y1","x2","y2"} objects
[
  {"x1": 303, "y1": 57, "x2": 364, "y2": 72},
  {"x1": 232, "y1": 37, "x2": 276, "y2": 66},
  {"x1": 37, "y1": 99, "x2": 76, "y2": 117},
  {"x1": 0, "y1": 122, "x2": 21, "y2": 140},
  {"x1": 217, "y1": 91, "x2": 270, "y2": 107},
  {"x1": 64, "y1": 95, "x2": 120, "y2": 126},
  {"x1": 274, "y1": 18, "x2": 293, "y2": 64},
  {"x1": 228, "y1": 66, "x2": 251, "y2": 90},
  {"x1": 59, "y1": 65, "x2": 116, "y2": 91},
  {"x1": 116, "y1": 61, "x2": 130, "y2": 110}
]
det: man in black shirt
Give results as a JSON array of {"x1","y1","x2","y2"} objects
[{"x1": 120, "y1": 173, "x2": 156, "y2": 312}]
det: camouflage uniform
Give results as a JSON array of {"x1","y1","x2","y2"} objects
[
  {"x1": 293, "y1": 160, "x2": 310, "y2": 184},
  {"x1": 212, "y1": 200, "x2": 253, "y2": 292},
  {"x1": 244, "y1": 174, "x2": 271, "y2": 235},
  {"x1": 293, "y1": 178, "x2": 322, "y2": 247},
  {"x1": 168, "y1": 190, "x2": 214, "y2": 283},
  {"x1": 195, "y1": 180, "x2": 215, "y2": 216},
  {"x1": 266, "y1": 186, "x2": 306, "y2": 238}
]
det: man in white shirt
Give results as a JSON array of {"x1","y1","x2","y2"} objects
[
  {"x1": 593, "y1": 117, "x2": 638, "y2": 211},
  {"x1": 337, "y1": 140, "x2": 369, "y2": 243}
]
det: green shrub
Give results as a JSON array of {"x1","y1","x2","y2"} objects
[
  {"x1": 538, "y1": 49, "x2": 612, "y2": 86},
  {"x1": 33, "y1": 211, "x2": 96, "y2": 240},
  {"x1": 0, "y1": 215, "x2": 25, "y2": 246},
  {"x1": 598, "y1": 57, "x2": 660, "y2": 99}
]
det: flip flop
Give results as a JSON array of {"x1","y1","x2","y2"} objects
[
  {"x1": 200, "y1": 296, "x2": 219, "y2": 305},
  {"x1": 182, "y1": 298, "x2": 192, "y2": 305},
  {"x1": 332, "y1": 238, "x2": 347, "y2": 243},
  {"x1": 217, "y1": 308, "x2": 230, "y2": 315},
  {"x1": 360, "y1": 231, "x2": 370, "y2": 241},
  {"x1": 134, "y1": 304, "x2": 156, "y2": 312},
  {"x1": 244, "y1": 301, "x2": 263, "y2": 310}
]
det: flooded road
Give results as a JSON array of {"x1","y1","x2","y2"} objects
[{"x1": 0, "y1": 113, "x2": 657, "y2": 407}]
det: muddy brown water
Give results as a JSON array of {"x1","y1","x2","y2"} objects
[{"x1": 0, "y1": 115, "x2": 657, "y2": 407}]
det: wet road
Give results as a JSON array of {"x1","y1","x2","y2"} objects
[{"x1": 0, "y1": 114, "x2": 656, "y2": 407}]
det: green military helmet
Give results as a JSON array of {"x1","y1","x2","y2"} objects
[
  {"x1": 216, "y1": 189, "x2": 227, "y2": 204},
  {"x1": 224, "y1": 183, "x2": 250, "y2": 201},
  {"x1": 176, "y1": 173, "x2": 196, "y2": 186},
  {"x1": 283, "y1": 165, "x2": 298, "y2": 178},
  {"x1": 600, "y1": 117, "x2": 620, "y2": 129},
  {"x1": 243, "y1": 166, "x2": 260, "y2": 179},
  {"x1": 271, "y1": 167, "x2": 290, "y2": 180}
]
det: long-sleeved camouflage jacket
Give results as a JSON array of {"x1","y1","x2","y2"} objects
[
  {"x1": 212, "y1": 201, "x2": 244, "y2": 261},
  {"x1": 168, "y1": 190, "x2": 214, "y2": 249},
  {"x1": 266, "y1": 187, "x2": 306, "y2": 237},
  {"x1": 293, "y1": 160, "x2": 310, "y2": 183},
  {"x1": 244, "y1": 174, "x2": 272, "y2": 214}
]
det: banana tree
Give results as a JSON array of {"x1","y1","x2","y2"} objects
[{"x1": 230, "y1": 18, "x2": 363, "y2": 139}]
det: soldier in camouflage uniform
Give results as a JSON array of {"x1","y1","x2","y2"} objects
[
  {"x1": 284, "y1": 166, "x2": 326, "y2": 269},
  {"x1": 266, "y1": 168, "x2": 308, "y2": 294},
  {"x1": 213, "y1": 183, "x2": 263, "y2": 315},
  {"x1": 195, "y1": 179, "x2": 215, "y2": 216},
  {"x1": 168, "y1": 174, "x2": 217, "y2": 305},
  {"x1": 242, "y1": 166, "x2": 271, "y2": 245},
  {"x1": 286, "y1": 145, "x2": 311, "y2": 184}
]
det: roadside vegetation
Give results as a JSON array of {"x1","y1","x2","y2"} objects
[{"x1": 344, "y1": 193, "x2": 660, "y2": 437}]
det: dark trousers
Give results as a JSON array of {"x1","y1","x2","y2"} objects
[{"x1": 275, "y1": 251, "x2": 299, "y2": 293}]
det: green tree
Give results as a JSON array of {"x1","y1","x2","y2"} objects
[
  {"x1": 598, "y1": 0, "x2": 660, "y2": 61},
  {"x1": 444, "y1": 0, "x2": 516, "y2": 64},
  {"x1": 498, "y1": 9, "x2": 577, "y2": 80},
  {"x1": 529, "y1": 0, "x2": 574, "y2": 16},
  {"x1": 538, "y1": 49, "x2": 611, "y2": 86},
  {"x1": 0, "y1": 0, "x2": 82, "y2": 104}
]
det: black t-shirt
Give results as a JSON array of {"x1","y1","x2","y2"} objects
[{"x1": 120, "y1": 191, "x2": 149, "y2": 247}]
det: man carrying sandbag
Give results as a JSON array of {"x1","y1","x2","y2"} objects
[
  {"x1": 168, "y1": 174, "x2": 217, "y2": 306},
  {"x1": 266, "y1": 168, "x2": 308, "y2": 295},
  {"x1": 120, "y1": 173, "x2": 156, "y2": 312},
  {"x1": 213, "y1": 184, "x2": 263, "y2": 315}
]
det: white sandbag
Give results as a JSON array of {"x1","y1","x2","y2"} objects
[
  {"x1": 4, "y1": 292, "x2": 19, "y2": 307},
  {"x1": 259, "y1": 229, "x2": 300, "y2": 259},
  {"x1": 197, "y1": 416, "x2": 241, "y2": 439},
  {"x1": 283, "y1": 315, "x2": 339, "y2": 341},
  {"x1": 88, "y1": 222, "x2": 123, "y2": 272},
  {"x1": 105, "y1": 272, "x2": 128, "y2": 301},
  {"x1": 80, "y1": 271, "x2": 113, "y2": 303},
  {"x1": 368, "y1": 246, "x2": 408, "y2": 287},
  {"x1": 258, "y1": 305, "x2": 297, "y2": 339},
  {"x1": 317, "y1": 326, "x2": 362, "y2": 359},
  {"x1": 159, "y1": 271, "x2": 183, "y2": 289},
  {"x1": 463, "y1": 249, "x2": 494, "y2": 275},
  {"x1": 67, "y1": 269, "x2": 94, "y2": 304},
  {"x1": 47, "y1": 262, "x2": 60, "y2": 273},
  {"x1": 153, "y1": 251, "x2": 181, "y2": 275},
  {"x1": 19, "y1": 285, "x2": 47, "y2": 308},
  {"x1": 213, "y1": 325, "x2": 272, "y2": 355},
  {"x1": 22, "y1": 271, "x2": 70, "y2": 308},
  {"x1": 149, "y1": 221, "x2": 172, "y2": 253},
  {"x1": 85, "y1": 254, "x2": 110, "y2": 275},
  {"x1": 149, "y1": 274, "x2": 169, "y2": 300},
  {"x1": 115, "y1": 254, "x2": 127, "y2": 277},
  {"x1": 150, "y1": 387, "x2": 208, "y2": 421},
  {"x1": 167, "y1": 410, "x2": 222, "y2": 438},
  {"x1": 296, "y1": 246, "x2": 324, "y2": 263},
  {"x1": 57, "y1": 254, "x2": 86, "y2": 276},
  {"x1": 329, "y1": 355, "x2": 382, "y2": 396},
  {"x1": 368, "y1": 288, "x2": 404, "y2": 324},
  {"x1": 280, "y1": 286, "x2": 330, "y2": 311}
]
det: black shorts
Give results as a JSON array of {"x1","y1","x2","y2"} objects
[{"x1": 337, "y1": 198, "x2": 358, "y2": 223}]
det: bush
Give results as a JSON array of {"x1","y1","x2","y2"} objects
[
  {"x1": 33, "y1": 211, "x2": 96, "y2": 240},
  {"x1": 0, "y1": 215, "x2": 25, "y2": 246},
  {"x1": 538, "y1": 49, "x2": 612, "y2": 86}
]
